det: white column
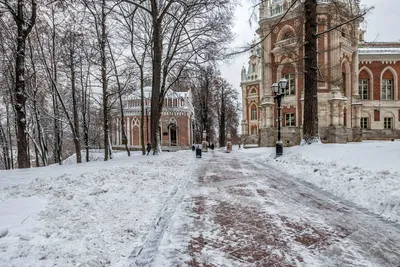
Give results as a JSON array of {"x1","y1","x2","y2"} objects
[
  {"x1": 338, "y1": 103, "x2": 344, "y2": 126},
  {"x1": 242, "y1": 86, "x2": 248, "y2": 125},
  {"x1": 352, "y1": 51, "x2": 359, "y2": 96},
  {"x1": 330, "y1": 30, "x2": 341, "y2": 86},
  {"x1": 263, "y1": 26, "x2": 272, "y2": 97},
  {"x1": 331, "y1": 102, "x2": 339, "y2": 126},
  {"x1": 126, "y1": 118, "x2": 131, "y2": 145}
]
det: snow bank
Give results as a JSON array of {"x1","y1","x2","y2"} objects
[
  {"x1": 245, "y1": 141, "x2": 400, "y2": 223},
  {"x1": 0, "y1": 151, "x2": 197, "y2": 266}
]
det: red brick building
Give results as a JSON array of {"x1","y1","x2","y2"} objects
[
  {"x1": 112, "y1": 87, "x2": 194, "y2": 150},
  {"x1": 241, "y1": 0, "x2": 400, "y2": 146}
]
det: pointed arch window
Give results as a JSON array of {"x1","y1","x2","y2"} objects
[
  {"x1": 283, "y1": 31, "x2": 294, "y2": 40},
  {"x1": 359, "y1": 79, "x2": 369, "y2": 100},
  {"x1": 251, "y1": 105, "x2": 258, "y2": 120},
  {"x1": 382, "y1": 79, "x2": 393, "y2": 100},
  {"x1": 283, "y1": 73, "x2": 295, "y2": 95}
]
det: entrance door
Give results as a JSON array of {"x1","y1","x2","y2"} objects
[{"x1": 170, "y1": 125, "x2": 177, "y2": 146}]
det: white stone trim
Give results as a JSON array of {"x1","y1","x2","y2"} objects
[
  {"x1": 380, "y1": 66, "x2": 398, "y2": 100},
  {"x1": 358, "y1": 66, "x2": 374, "y2": 100}
]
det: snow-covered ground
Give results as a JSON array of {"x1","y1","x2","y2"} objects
[
  {"x1": 238, "y1": 140, "x2": 400, "y2": 223},
  {"x1": 0, "y1": 150, "x2": 197, "y2": 267},
  {"x1": 0, "y1": 141, "x2": 399, "y2": 266}
]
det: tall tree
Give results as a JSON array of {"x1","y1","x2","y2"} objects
[
  {"x1": 84, "y1": 0, "x2": 112, "y2": 161},
  {"x1": 116, "y1": 4, "x2": 152, "y2": 155},
  {"x1": 1, "y1": 0, "x2": 37, "y2": 168},
  {"x1": 123, "y1": 0, "x2": 235, "y2": 154},
  {"x1": 302, "y1": 0, "x2": 318, "y2": 144}
]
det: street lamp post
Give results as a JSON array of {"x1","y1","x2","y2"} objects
[
  {"x1": 146, "y1": 107, "x2": 150, "y2": 143},
  {"x1": 272, "y1": 78, "x2": 288, "y2": 157}
]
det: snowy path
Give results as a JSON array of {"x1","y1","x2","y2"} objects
[
  {"x1": 0, "y1": 151, "x2": 199, "y2": 267},
  {"x1": 153, "y1": 150, "x2": 400, "y2": 266},
  {"x1": 129, "y1": 158, "x2": 198, "y2": 267}
]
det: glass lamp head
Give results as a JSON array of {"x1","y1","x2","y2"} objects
[
  {"x1": 272, "y1": 82, "x2": 279, "y2": 94},
  {"x1": 279, "y1": 78, "x2": 288, "y2": 92}
]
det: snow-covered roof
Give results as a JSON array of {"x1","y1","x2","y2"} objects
[
  {"x1": 124, "y1": 86, "x2": 190, "y2": 100},
  {"x1": 358, "y1": 47, "x2": 400, "y2": 55}
]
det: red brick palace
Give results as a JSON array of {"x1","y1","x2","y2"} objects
[
  {"x1": 112, "y1": 86, "x2": 194, "y2": 150},
  {"x1": 241, "y1": 0, "x2": 400, "y2": 146}
]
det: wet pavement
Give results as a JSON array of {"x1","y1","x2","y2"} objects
[{"x1": 140, "y1": 150, "x2": 400, "y2": 267}]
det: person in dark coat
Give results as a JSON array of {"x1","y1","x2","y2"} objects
[
  {"x1": 211, "y1": 143, "x2": 214, "y2": 150},
  {"x1": 192, "y1": 143, "x2": 195, "y2": 151},
  {"x1": 146, "y1": 142, "x2": 151, "y2": 155}
]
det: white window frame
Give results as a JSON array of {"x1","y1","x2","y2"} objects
[
  {"x1": 359, "y1": 79, "x2": 369, "y2": 100},
  {"x1": 360, "y1": 117, "x2": 368, "y2": 129},
  {"x1": 285, "y1": 113, "x2": 295, "y2": 127},
  {"x1": 283, "y1": 73, "x2": 295, "y2": 96},
  {"x1": 382, "y1": 79, "x2": 393, "y2": 100},
  {"x1": 384, "y1": 117, "x2": 393, "y2": 129},
  {"x1": 251, "y1": 105, "x2": 257, "y2": 120}
]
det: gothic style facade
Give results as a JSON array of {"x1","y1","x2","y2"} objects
[
  {"x1": 241, "y1": 0, "x2": 400, "y2": 146},
  {"x1": 112, "y1": 87, "x2": 194, "y2": 150}
]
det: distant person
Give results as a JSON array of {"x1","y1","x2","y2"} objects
[
  {"x1": 211, "y1": 143, "x2": 214, "y2": 150},
  {"x1": 146, "y1": 142, "x2": 151, "y2": 155},
  {"x1": 192, "y1": 143, "x2": 195, "y2": 151}
]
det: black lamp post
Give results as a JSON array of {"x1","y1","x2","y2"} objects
[
  {"x1": 272, "y1": 78, "x2": 288, "y2": 157},
  {"x1": 146, "y1": 107, "x2": 150, "y2": 143}
]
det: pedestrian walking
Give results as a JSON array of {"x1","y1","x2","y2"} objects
[{"x1": 146, "y1": 142, "x2": 151, "y2": 155}]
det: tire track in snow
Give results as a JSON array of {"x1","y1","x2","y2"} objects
[
  {"x1": 128, "y1": 155, "x2": 203, "y2": 267},
  {"x1": 246, "y1": 157, "x2": 400, "y2": 266}
]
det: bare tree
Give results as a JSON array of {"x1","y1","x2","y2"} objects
[
  {"x1": 123, "y1": 0, "x2": 235, "y2": 154},
  {"x1": 303, "y1": 0, "x2": 318, "y2": 143},
  {"x1": 116, "y1": 4, "x2": 152, "y2": 155},
  {"x1": 0, "y1": 0, "x2": 37, "y2": 168},
  {"x1": 191, "y1": 65, "x2": 217, "y2": 144},
  {"x1": 84, "y1": 0, "x2": 113, "y2": 161}
]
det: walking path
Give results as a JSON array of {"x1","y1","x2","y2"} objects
[{"x1": 134, "y1": 150, "x2": 400, "y2": 267}]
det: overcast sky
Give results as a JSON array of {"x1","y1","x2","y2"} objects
[{"x1": 219, "y1": 0, "x2": 400, "y2": 97}]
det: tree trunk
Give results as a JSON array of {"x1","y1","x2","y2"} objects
[
  {"x1": 15, "y1": 30, "x2": 30, "y2": 168},
  {"x1": 140, "y1": 70, "x2": 145, "y2": 155},
  {"x1": 150, "y1": 11, "x2": 162, "y2": 155},
  {"x1": 28, "y1": 38, "x2": 48, "y2": 166},
  {"x1": 69, "y1": 37, "x2": 82, "y2": 163},
  {"x1": 0, "y1": 123, "x2": 10, "y2": 169},
  {"x1": 101, "y1": 0, "x2": 109, "y2": 161},
  {"x1": 79, "y1": 50, "x2": 90, "y2": 162},
  {"x1": 220, "y1": 89, "x2": 226, "y2": 147},
  {"x1": 5, "y1": 98, "x2": 14, "y2": 169},
  {"x1": 50, "y1": 8, "x2": 62, "y2": 165},
  {"x1": 303, "y1": 0, "x2": 319, "y2": 144},
  {"x1": 10, "y1": 0, "x2": 36, "y2": 168}
]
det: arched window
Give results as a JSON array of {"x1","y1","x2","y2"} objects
[
  {"x1": 283, "y1": 31, "x2": 294, "y2": 40},
  {"x1": 380, "y1": 67, "x2": 398, "y2": 100},
  {"x1": 277, "y1": 25, "x2": 296, "y2": 42},
  {"x1": 382, "y1": 79, "x2": 393, "y2": 100},
  {"x1": 358, "y1": 68, "x2": 372, "y2": 100},
  {"x1": 251, "y1": 105, "x2": 257, "y2": 120},
  {"x1": 283, "y1": 73, "x2": 295, "y2": 95}
]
